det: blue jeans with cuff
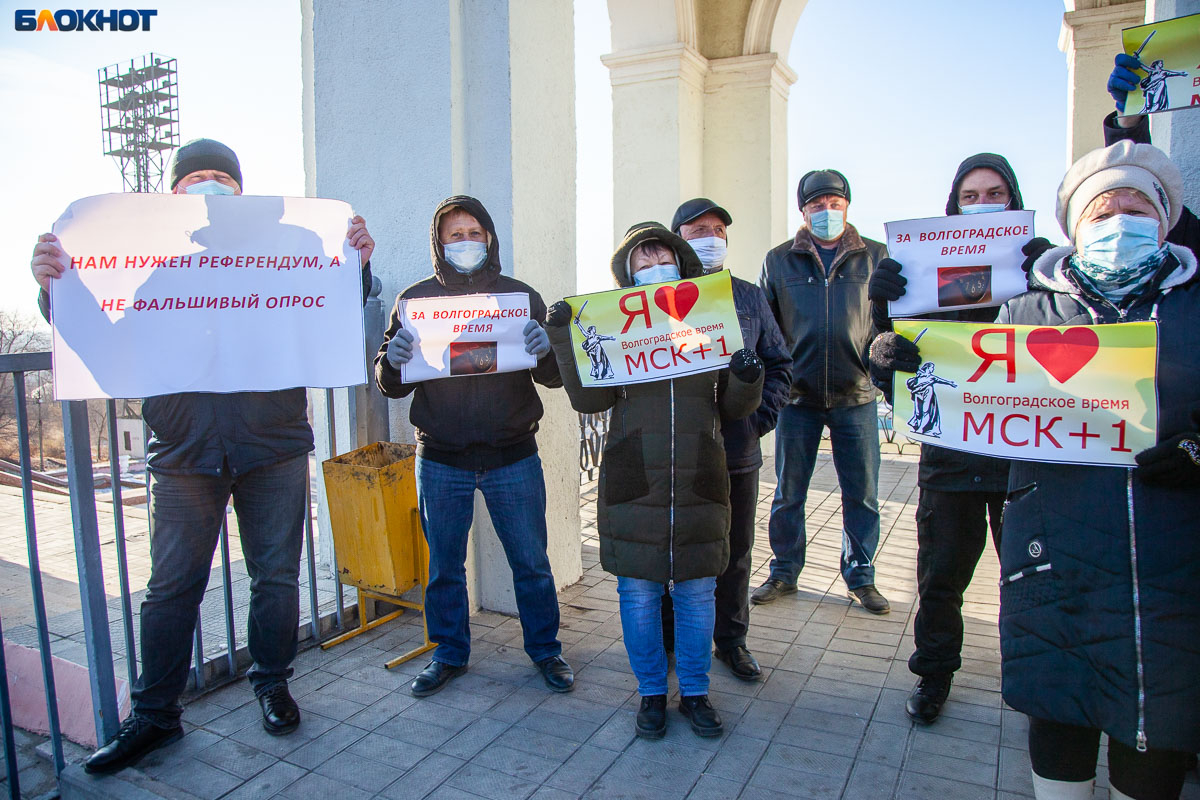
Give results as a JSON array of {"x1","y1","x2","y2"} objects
[
  {"x1": 767, "y1": 401, "x2": 881, "y2": 589},
  {"x1": 415, "y1": 454, "x2": 562, "y2": 668},
  {"x1": 617, "y1": 576, "x2": 716, "y2": 697}
]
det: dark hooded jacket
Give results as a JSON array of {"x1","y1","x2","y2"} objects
[
  {"x1": 548, "y1": 223, "x2": 763, "y2": 584},
  {"x1": 1101, "y1": 111, "x2": 1199, "y2": 257},
  {"x1": 996, "y1": 242, "x2": 1200, "y2": 753},
  {"x1": 759, "y1": 223, "x2": 886, "y2": 409},
  {"x1": 374, "y1": 196, "x2": 561, "y2": 470},
  {"x1": 905, "y1": 153, "x2": 1021, "y2": 492}
]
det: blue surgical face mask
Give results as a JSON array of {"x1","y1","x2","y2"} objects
[
  {"x1": 632, "y1": 264, "x2": 680, "y2": 286},
  {"x1": 443, "y1": 240, "x2": 488, "y2": 273},
  {"x1": 688, "y1": 236, "x2": 727, "y2": 272},
  {"x1": 184, "y1": 180, "x2": 236, "y2": 196},
  {"x1": 959, "y1": 202, "x2": 1008, "y2": 215},
  {"x1": 808, "y1": 208, "x2": 844, "y2": 241},
  {"x1": 1075, "y1": 214, "x2": 1164, "y2": 278}
]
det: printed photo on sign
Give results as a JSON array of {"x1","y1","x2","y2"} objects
[
  {"x1": 398, "y1": 292, "x2": 534, "y2": 383},
  {"x1": 48, "y1": 193, "x2": 366, "y2": 401},
  {"x1": 884, "y1": 210, "x2": 1035, "y2": 317},
  {"x1": 564, "y1": 271, "x2": 743, "y2": 387},
  {"x1": 1120, "y1": 12, "x2": 1200, "y2": 116},
  {"x1": 889, "y1": 319, "x2": 1158, "y2": 467}
]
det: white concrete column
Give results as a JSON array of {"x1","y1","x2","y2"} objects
[
  {"x1": 1059, "y1": 0, "x2": 1147, "y2": 164},
  {"x1": 703, "y1": 53, "x2": 796, "y2": 283},
  {"x1": 304, "y1": 0, "x2": 580, "y2": 616},
  {"x1": 602, "y1": 43, "x2": 708, "y2": 242}
]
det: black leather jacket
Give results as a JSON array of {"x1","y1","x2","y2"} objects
[{"x1": 759, "y1": 224, "x2": 886, "y2": 409}]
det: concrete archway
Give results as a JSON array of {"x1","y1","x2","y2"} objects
[{"x1": 603, "y1": 0, "x2": 806, "y2": 282}]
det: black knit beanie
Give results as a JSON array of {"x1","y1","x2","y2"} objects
[{"x1": 170, "y1": 138, "x2": 242, "y2": 190}]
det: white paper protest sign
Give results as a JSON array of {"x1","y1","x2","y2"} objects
[
  {"x1": 49, "y1": 193, "x2": 366, "y2": 400},
  {"x1": 884, "y1": 210, "x2": 1035, "y2": 317},
  {"x1": 398, "y1": 293, "x2": 535, "y2": 382}
]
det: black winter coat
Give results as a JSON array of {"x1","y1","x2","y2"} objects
[
  {"x1": 759, "y1": 224, "x2": 886, "y2": 409},
  {"x1": 549, "y1": 224, "x2": 763, "y2": 584},
  {"x1": 996, "y1": 243, "x2": 1200, "y2": 753},
  {"x1": 374, "y1": 196, "x2": 561, "y2": 471},
  {"x1": 723, "y1": 276, "x2": 790, "y2": 474},
  {"x1": 1101, "y1": 111, "x2": 1199, "y2": 257}
]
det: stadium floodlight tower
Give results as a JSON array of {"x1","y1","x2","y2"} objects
[{"x1": 98, "y1": 53, "x2": 179, "y2": 193}]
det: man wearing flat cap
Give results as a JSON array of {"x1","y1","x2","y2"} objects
[
  {"x1": 30, "y1": 137, "x2": 376, "y2": 773},
  {"x1": 755, "y1": 170, "x2": 892, "y2": 615},
  {"x1": 658, "y1": 198, "x2": 791, "y2": 681}
]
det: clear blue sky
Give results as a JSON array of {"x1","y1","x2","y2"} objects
[{"x1": 3, "y1": 0, "x2": 1078, "y2": 316}]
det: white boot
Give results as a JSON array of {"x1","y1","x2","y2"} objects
[{"x1": 1032, "y1": 771, "x2": 1095, "y2": 799}]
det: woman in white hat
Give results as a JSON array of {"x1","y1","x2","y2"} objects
[{"x1": 995, "y1": 140, "x2": 1200, "y2": 800}]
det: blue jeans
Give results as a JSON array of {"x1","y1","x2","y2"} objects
[
  {"x1": 133, "y1": 454, "x2": 307, "y2": 725},
  {"x1": 617, "y1": 576, "x2": 716, "y2": 697},
  {"x1": 768, "y1": 402, "x2": 880, "y2": 589},
  {"x1": 415, "y1": 454, "x2": 561, "y2": 667}
]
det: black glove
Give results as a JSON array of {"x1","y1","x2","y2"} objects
[
  {"x1": 1020, "y1": 238, "x2": 1052, "y2": 275},
  {"x1": 868, "y1": 332, "x2": 921, "y2": 373},
  {"x1": 729, "y1": 348, "x2": 763, "y2": 384},
  {"x1": 1136, "y1": 423, "x2": 1200, "y2": 488},
  {"x1": 868, "y1": 258, "x2": 906, "y2": 303},
  {"x1": 546, "y1": 300, "x2": 571, "y2": 327}
]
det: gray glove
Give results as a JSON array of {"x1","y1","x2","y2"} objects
[
  {"x1": 523, "y1": 319, "x2": 550, "y2": 358},
  {"x1": 386, "y1": 328, "x2": 415, "y2": 368}
]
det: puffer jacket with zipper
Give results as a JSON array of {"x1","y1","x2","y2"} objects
[
  {"x1": 374, "y1": 195, "x2": 562, "y2": 471},
  {"x1": 548, "y1": 223, "x2": 763, "y2": 585},
  {"x1": 759, "y1": 224, "x2": 886, "y2": 408},
  {"x1": 995, "y1": 243, "x2": 1200, "y2": 753}
]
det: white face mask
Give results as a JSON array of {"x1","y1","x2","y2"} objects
[
  {"x1": 959, "y1": 202, "x2": 1007, "y2": 215},
  {"x1": 688, "y1": 236, "x2": 727, "y2": 272},
  {"x1": 808, "y1": 208, "x2": 844, "y2": 241},
  {"x1": 1075, "y1": 214, "x2": 1164, "y2": 278},
  {"x1": 184, "y1": 180, "x2": 236, "y2": 196},
  {"x1": 443, "y1": 240, "x2": 488, "y2": 273},
  {"x1": 632, "y1": 264, "x2": 680, "y2": 286}
]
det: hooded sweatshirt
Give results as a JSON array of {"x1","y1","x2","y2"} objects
[{"x1": 374, "y1": 196, "x2": 561, "y2": 470}]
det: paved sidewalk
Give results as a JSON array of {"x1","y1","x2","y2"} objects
[{"x1": 14, "y1": 449, "x2": 1200, "y2": 799}]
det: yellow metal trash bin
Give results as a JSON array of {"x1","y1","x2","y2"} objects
[{"x1": 319, "y1": 441, "x2": 436, "y2": 668}]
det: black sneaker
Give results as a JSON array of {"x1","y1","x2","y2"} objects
[
  {"x1": 678, "y1": 695, "x2": 723, "y2": 737},
  {"x1": 83, "y1": 715, "x2": 183, "y2": 774},
  {"x1": 635, "y1": 695, "x2": 667, "y2": 738},
  {"x1": 906, "y1": 673, "x2": 953, "y2": 724},
  {"x1": 751, "y1": 579, "x2": 798, "y2": 605}
]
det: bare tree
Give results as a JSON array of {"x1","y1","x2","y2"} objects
[{"x1": 0, "y1": 309, "x2": 51, "y2": 455}]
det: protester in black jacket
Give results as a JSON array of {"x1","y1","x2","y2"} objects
[
  {"x1": 755, "y1": 170, "x2": 891, "y2": 615},
  {"x1": 30, "y1": 138, "x2": 377, "y2": 773},
  {"x1": 867, "y1": 153, "x2": 1028, "y2": 725},
  {"x1": 375, "y1": 195, "x2": 574, "y2": 700},
  {"x1": 659, "y1": 198, "x2": 791, "y2": 682},
  {"x1": 1000, "y1": 141, "x2": 1200, "y2": 800}
]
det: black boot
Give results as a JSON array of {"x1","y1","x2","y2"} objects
[
  {"x1": 635, "y1": 695, "x2": 667, "y2": 738},
  {"x1": 258, "y1": 681, "x2": 301, "y2": 735},
  {"x1": 83, "y1": 715, "x2": 184, "y2": 774},
  {"x1": 906, "y1": 673, "x2": 953, "y2": 724},
  {"x1": 679, "y1": 695, "x2": 723, "y2": 737}
]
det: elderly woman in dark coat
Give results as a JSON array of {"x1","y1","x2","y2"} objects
[
  {"x1": 546, "y1": 223, "x2": 763, "y2": 740},
  {"x1": 996, "y1": 141, "x2": 1200, "y2": 800}
]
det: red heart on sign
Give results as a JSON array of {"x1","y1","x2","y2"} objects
[
  {"x1": 653, "y1": 281, "x2": 699, "y2": 321},
  {"x1": 1025, "y1": 327, "x2": 1100, "y2": 384}
]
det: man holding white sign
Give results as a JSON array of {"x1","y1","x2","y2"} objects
[
  {"x1": 30, "y1": 138, "x2": 377, "y2": 773},
  {"x1": 867, "y1": 153, "x2": 1030, "y2": 725},
  {"x1": 375, "y1": 195, "x2": 572, "y2": 699}
]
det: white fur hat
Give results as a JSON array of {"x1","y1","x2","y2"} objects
[{"x1": 1056, "y1": 140, "x2": 1182, "y2": 241}]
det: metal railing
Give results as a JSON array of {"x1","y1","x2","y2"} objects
[{"x1": 1, "y1": 282, "x2": 386, "y2": 796}]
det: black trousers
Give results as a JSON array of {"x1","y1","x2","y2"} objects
[
  {"x1": 663, "y1": 469, "x2": 759, "y2": 651},
  {"x1": 1028, "y1": 717, "x2": 1190, "y2": 799},
  {"x1": 908, "y1": 487, "x2": 1004, "y2": 677}
]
